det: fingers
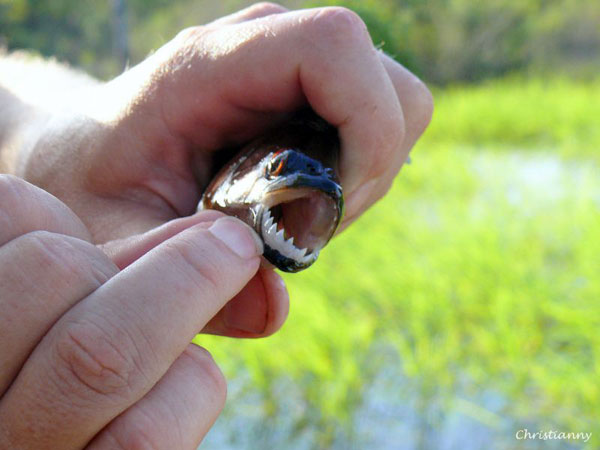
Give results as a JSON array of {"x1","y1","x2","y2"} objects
[
  {"x1": 99, "y1": 210, "x2": 225, "y2": 269},
  {"x1": 231, "y1": 8, "x2": 405, "y2": 198},
  {"x1": 101, "y1": 210, "x2": 290, "y2": 338},
  {"x1": 338, "y1": 52, "x2": 434, "y2": 231},
  {"x1": 87, "y1": 344, "x2": 225, "y2": 450},
  {"x1": 379, "y1": 52, "x2": 434, "y2": 153},
  {"x1": 0, "y1": 175, "x2": 116, "y2": 395},
  {"x1": 106, "y1": 6, "x2": 431, "y2": 235},
  {"x1": 0, "y1": 174, "x2": 91, "y2": 245},
  {"x1": 202, "y1": 267, "x2": 289, "y2": 338},
  {"x1": 0, "y1": 217, "x2": 262, "y2": 449},
  {"x1": 150, "y1": 7, "x2": 403, "y2": 205},
  {"x1": 0, "y1": 232, "x2": 118, "y2": 396}
]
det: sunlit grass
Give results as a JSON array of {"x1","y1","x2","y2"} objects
[
  {"x1": 424, "y1": 77, "x2": 600, "y2": 160},
  {"x1": 195, "y1": 78, "x2": 600, "y2": 449}
]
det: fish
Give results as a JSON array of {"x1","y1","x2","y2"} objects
[{"x1": 198, "y1": 109, "x2": 344, "y2": 272}]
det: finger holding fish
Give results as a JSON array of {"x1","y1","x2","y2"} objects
[
  {"x1": 120, "y1": 6, "x2": 400, "y2": 212},
  {"x1": 337, "y1": 51, "x2": 434, "y2": 231},
  {"x1": 55, "y1": 4, "x2": 432, "y2": 249},
  {"x1": 100, "y1": 211, "x2": 290, "y2": 336},
  {"x1": 175, "y1": 6, "x2": 429, "y2": 237}
]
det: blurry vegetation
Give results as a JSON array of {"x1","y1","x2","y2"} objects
[
  {"x1": 0, "y1": 0, "x2": 117, "y2": 76},
  {"x1": 321, "y1": 0, "x2": 600, "y2": 83},
  {"x1": 422, "y1": 77, "x2": 600, "y2": 159},
  {"x1": 196, "y1": 78, "x2": 600, "y2": 448},
  {"x1": 1, "y1": 0, "x2": 599, "y2": 83}
]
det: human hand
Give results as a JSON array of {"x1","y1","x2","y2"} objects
[
  {"x1": 17, "y1": 2, "x2": 433, "y2": 244},
  {"x1": 0, "y1": 175, "x2": 289, "y2": 448}
]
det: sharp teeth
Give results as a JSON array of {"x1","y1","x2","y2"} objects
[
  {"x1": 302, "y1": 250, "x2": 319, "y2": 263},
  {"x1": 263, "y1": 211, "x2": 273, "y2": 225},
  {"x1": 261, "y1": 210, "x2": 321, "y2": 265},
  {"x1": 276, "y1": 229, "x2": 285, "y2": 242},
  {"x1": 285, "y1": 239, "x2": 296, "y2": 254}
]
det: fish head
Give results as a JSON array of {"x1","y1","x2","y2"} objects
[{"x1": 200, "y1": 113, "x2": 344, "y2": 272}]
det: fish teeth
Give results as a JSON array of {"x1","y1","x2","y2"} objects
[
  {"x1": 284, "y1": 236, "x2": 295, "y2": 253},
  {"x1": 293, "y1": 247, "x2": 306, "y2": 261},
  {"x1": 263, "y1": 210, "x2": 273, "y2": 226},
  {"x1": 261, "y1": 209, "x2": 321, "y2": 264},
  {"x1": 276, "y1": 228, "x2": 285, "y2": 242}
]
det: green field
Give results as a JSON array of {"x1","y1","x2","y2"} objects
[{"x1": 194, "y1": 77, "x2": 600, "y2": 449}]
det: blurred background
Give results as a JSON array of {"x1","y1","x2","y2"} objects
[{"x1": 1, "y1": 0, "x2": 599, "y2": 448}]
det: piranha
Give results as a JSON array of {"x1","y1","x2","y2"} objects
[{"x1": 198, "y1": 110, "x2": 344, "y2": 272}]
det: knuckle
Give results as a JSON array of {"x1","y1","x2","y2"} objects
[
  {"x1": 52, "y1": 320, "x2": 143, "y2": 400},
  {"x1": 20, "y1": 230, "x2": 74, "y2": 268},
  {"x1": 0, "y1": 174, "x2": 30, "y2": 210},
  {"x1": 106, "y1": 425, "x2": 161, "y2": 450},
  {"x1": 248, "y1": 2, "x2": 287, "y2": 15},
  {"x1": 0, "y1": 173, "x2": 28, "y2": 192},
  {"x1": 310, "y1": 7, "x2": 369, "y2": 45},
  {"x1": 162, "y1": 237, "x2": 224, "y2": 299},
  {"x1": 173, "y1": 25, "x2": 208, "y2": 44},
  {"x1": 184, "y1": 345, "x2": 227, "y2": 408},
  {"x1": 0, "y1": 174, "x2": 90, "y2": 242},
  {"x1": 18, "y1": 231, "x2": 115, "y2": 287}
]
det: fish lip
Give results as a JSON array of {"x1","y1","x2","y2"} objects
[
  {"x1": 255, "y1": 175, "x2": 343, "y2": 273},
  {"x1": 256, "y1": 204, "x2": 320, "y2": 273},
  {"x1": 265, "y1": 173, "x2": 343, "y2": 203}
]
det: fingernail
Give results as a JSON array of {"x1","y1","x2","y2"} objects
[
  {"x1": 224, "y1": 295, "x2": 266, "y2": 334},
  {"x1": 208, "y1": 217, "x2": 263, "y2": 258}
]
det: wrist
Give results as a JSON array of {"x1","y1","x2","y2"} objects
[{"x1": 0, "y1": 51, "x2": 102, "y2": 175}]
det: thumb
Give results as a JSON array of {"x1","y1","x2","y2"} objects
[
  {"x1": 99, "y1": 210, "x2": 290, "y2": 339},
  {"x1": 98, "y1": 210, "x2": 225, "y2": 269}
]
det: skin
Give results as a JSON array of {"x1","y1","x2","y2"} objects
[{"x1": 0, "y1": 3, "x2": 433, "y2": 448}]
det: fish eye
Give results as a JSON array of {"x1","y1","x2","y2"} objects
[{"x1": 267, "y1": 151, "x2": 287, "y2": 177}]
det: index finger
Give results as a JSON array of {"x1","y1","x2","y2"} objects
[
  {"x1": 155, "y1": 7, "x2": 405, "y2": 200},
  {"x1": 233, "y1": 7, "x2": 405, "y2": 195}
]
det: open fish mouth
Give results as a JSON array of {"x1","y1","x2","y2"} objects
[
  {"x1": 259, "y1": 186, "x2": 341, "y2": 271},
  {"x1": 199, "y1": 109, "x2": 343, "y2": 272}
]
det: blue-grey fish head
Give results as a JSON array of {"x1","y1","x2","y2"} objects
[{"x1": 199, "y1": 112, "x2": 344, "y2": 272}]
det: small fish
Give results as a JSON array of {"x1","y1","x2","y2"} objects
[{"x1": 199, "y1": 110, "x2": 344, "y2": 272}]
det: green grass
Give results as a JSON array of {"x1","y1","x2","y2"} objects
[
  {"x1": 195, "y1": 78, "x2": 600, "y2": 449},
  {"x1": 423, "y1": 77, "x2": 600, "y2": 160}
]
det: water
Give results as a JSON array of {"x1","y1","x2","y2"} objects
[{"x1": 202, "y1": 345, "x2": 585, "y2": 449}]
